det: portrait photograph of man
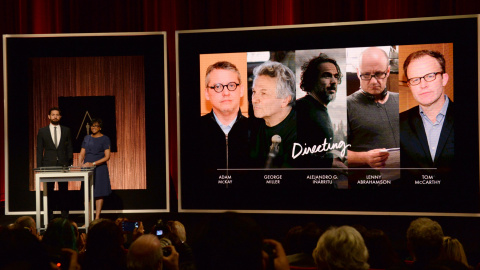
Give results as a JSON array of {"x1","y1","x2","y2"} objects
[
  {"x1": 295, "y1": 49, "x2": 348, "y2": 170},
  {"x1": 398, "y1": 44, "x2": 454, "y2": 185},
  {"x1": 248, "y1": 60, "x2": 297, "y2": 169},
  {"x1": 346, "y1": 46, "x2": 400, "y2": 186},
  {"x1": 198, "y1": 53, "x2": 249, "y2": 173}
]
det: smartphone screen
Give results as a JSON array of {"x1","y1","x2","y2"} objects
[{"x1": 122, "y1": 221, "x2": 139, "y2": 232}]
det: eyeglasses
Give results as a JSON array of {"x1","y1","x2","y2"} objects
[
  {"x1": 407, "y1": 72, "x2": 443, "y2": 86},
  {"x1": 208, "y1": 82, "x2": 239, "y2": 93},
  {"x1": 359, "y1": 71, "x2": 388, "y2": 81}
]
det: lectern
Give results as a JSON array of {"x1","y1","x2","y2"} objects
[{"x1": 34, "y1": 166, "x2": 95, "y2": 232}]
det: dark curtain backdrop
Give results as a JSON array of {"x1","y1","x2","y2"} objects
[{"x1": 2, "y1": 0, "x2": 480, "y2": 202}]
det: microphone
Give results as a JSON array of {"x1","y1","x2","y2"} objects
[{"x1": 265, "y1": 135, "x2": 281, "y2": 169}]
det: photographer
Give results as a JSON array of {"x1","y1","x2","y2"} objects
[
  {"x1": 152, "y1": 220, "x2": 195, "y2": 270},
  {"x1": 115, "y1": 217, "x2": 146, "y2": 249},
  {"x1": 127, "y1": 234, "x2": 179, "y2": 270}
]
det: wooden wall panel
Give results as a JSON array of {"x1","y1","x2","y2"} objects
[{"x1": 29, "y1": 56, "x2": 146, "y2": 190}]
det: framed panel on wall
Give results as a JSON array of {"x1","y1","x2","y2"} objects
[
  {"x1": 3, "y1": 32, "x2": 169, "y2": 215},
  {"x1": 176, "y1": 15, "x2": 480, "y2": 216}
]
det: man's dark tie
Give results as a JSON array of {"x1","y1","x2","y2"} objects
[{"x1": 54, "y1": 126, "x2": 58, "y2": 148}]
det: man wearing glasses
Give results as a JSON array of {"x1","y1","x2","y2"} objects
[
  {"x1": 400, "y1": 50, "x2": 453, "y2": 182},
  {"x1": 200, "y1": 61, "x2": 249, "y2": 171},
  {"x1": 347, "y1": 47, "x2": 400, "y2": 171}
]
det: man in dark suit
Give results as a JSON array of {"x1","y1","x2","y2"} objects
[
  {"x1": 400, "y1": 50, "x2": 454, "y2": 184},
  {"x1": 37, "y1": 107, "x2": 73, "y2": 220}
]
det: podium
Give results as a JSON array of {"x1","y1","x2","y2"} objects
[{"x1": 34, "y1": 166, "x2": 95, "y2": 232}]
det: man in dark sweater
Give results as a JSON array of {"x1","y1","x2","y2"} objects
[
  {"x1": 200, "y1": 61, "x2": 249, "y2": 172},
  {"x1": 296, "y1": 53, "x2": 344, "y2": 168},
  {"x1": 250, "y1": 61, "x2": 297, "y2": 168}
]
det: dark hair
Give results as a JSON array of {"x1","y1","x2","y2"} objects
[
  {"x1": 298, "y1": 222, "x2": 323, "y2": 254},
  {"x1": 362, "y1": 228, "x2": 401, "y2": 269},
  {"x1": 284, "y1": 225, "x2": 303, "y2": 254},
  {"x1": 48, "y1": 107, "x2": 61, "y2": 115},
  {"x1": 150, "y1": 219, "x2": 172, "y2": 240},
  {"x1": 41, "y1": 218, "x2": 77, "y2": 252},
  {"x1": 194, "y1": 212, "x2": 264, "y2": 270},
  {"x1": 84, "y1": 219, "x2": 126, "y2": 270},
  {"x1": 403, "y1": 50, "x2": 446, "y2": 79},
  {"x1": 91, "y1": 118, "x2": 103, "y2": 128},
  {"x1": 284, "y1": 223, "x2": 323, "y2": 255},
  {"x1": 300, "y1": 53, "x2": 343, "y2": 92},
  {"x1": 0, "y1": 227, "x2": 51, "y2": 270}
]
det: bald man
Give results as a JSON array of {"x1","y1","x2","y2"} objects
[
  {"x1": 127, "y1": 234, "x2": 179, "y2": 270},
  {"x1": 347, "y1": 47, "x2": 400, "y2": 174},
  {"x1": 15, "y1": 216, "x2": 39, "y2": 239}
]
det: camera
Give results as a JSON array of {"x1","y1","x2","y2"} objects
[
  {"x1": 160, "y1": 238, "x2": 172, "y2": 256},
  {"x1": 151, "y1": 219, "x2": 177, "y2": 257},
  {"x1": 152, "y1": 219, "x2": 169, "y2": 240},
  {"x1": 121, "y1": 221, "x2": 139, "y2": 233}
]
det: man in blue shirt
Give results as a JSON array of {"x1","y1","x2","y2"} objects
[{"x1": 400, "y1": 50, "x2": 454, "y2": 184}]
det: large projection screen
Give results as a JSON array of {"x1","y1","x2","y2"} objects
[
  {"x1": 177, "y1": 15, "x2": 480, "y2": 215},
  {"x1": 4, "y1": 32, "x2": 169, "y2": 215}
]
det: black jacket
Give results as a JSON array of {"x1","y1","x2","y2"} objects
[
  {"x1": 400, "y1": 100, "x2": 454, "y2": 182},
  {"x1": 36, "y1": 125, "x2": 73, "y2": 167},
  {"x1": 200, "y1": 110, "x2": 250, "y2": 171}
]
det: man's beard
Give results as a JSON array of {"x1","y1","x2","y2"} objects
[
  {"x1": 50, "y1": 119, "x2": 60, "y2": 125},
  {"x1": 319, "y1": 87, "x2": 336, "y2": 105}
]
